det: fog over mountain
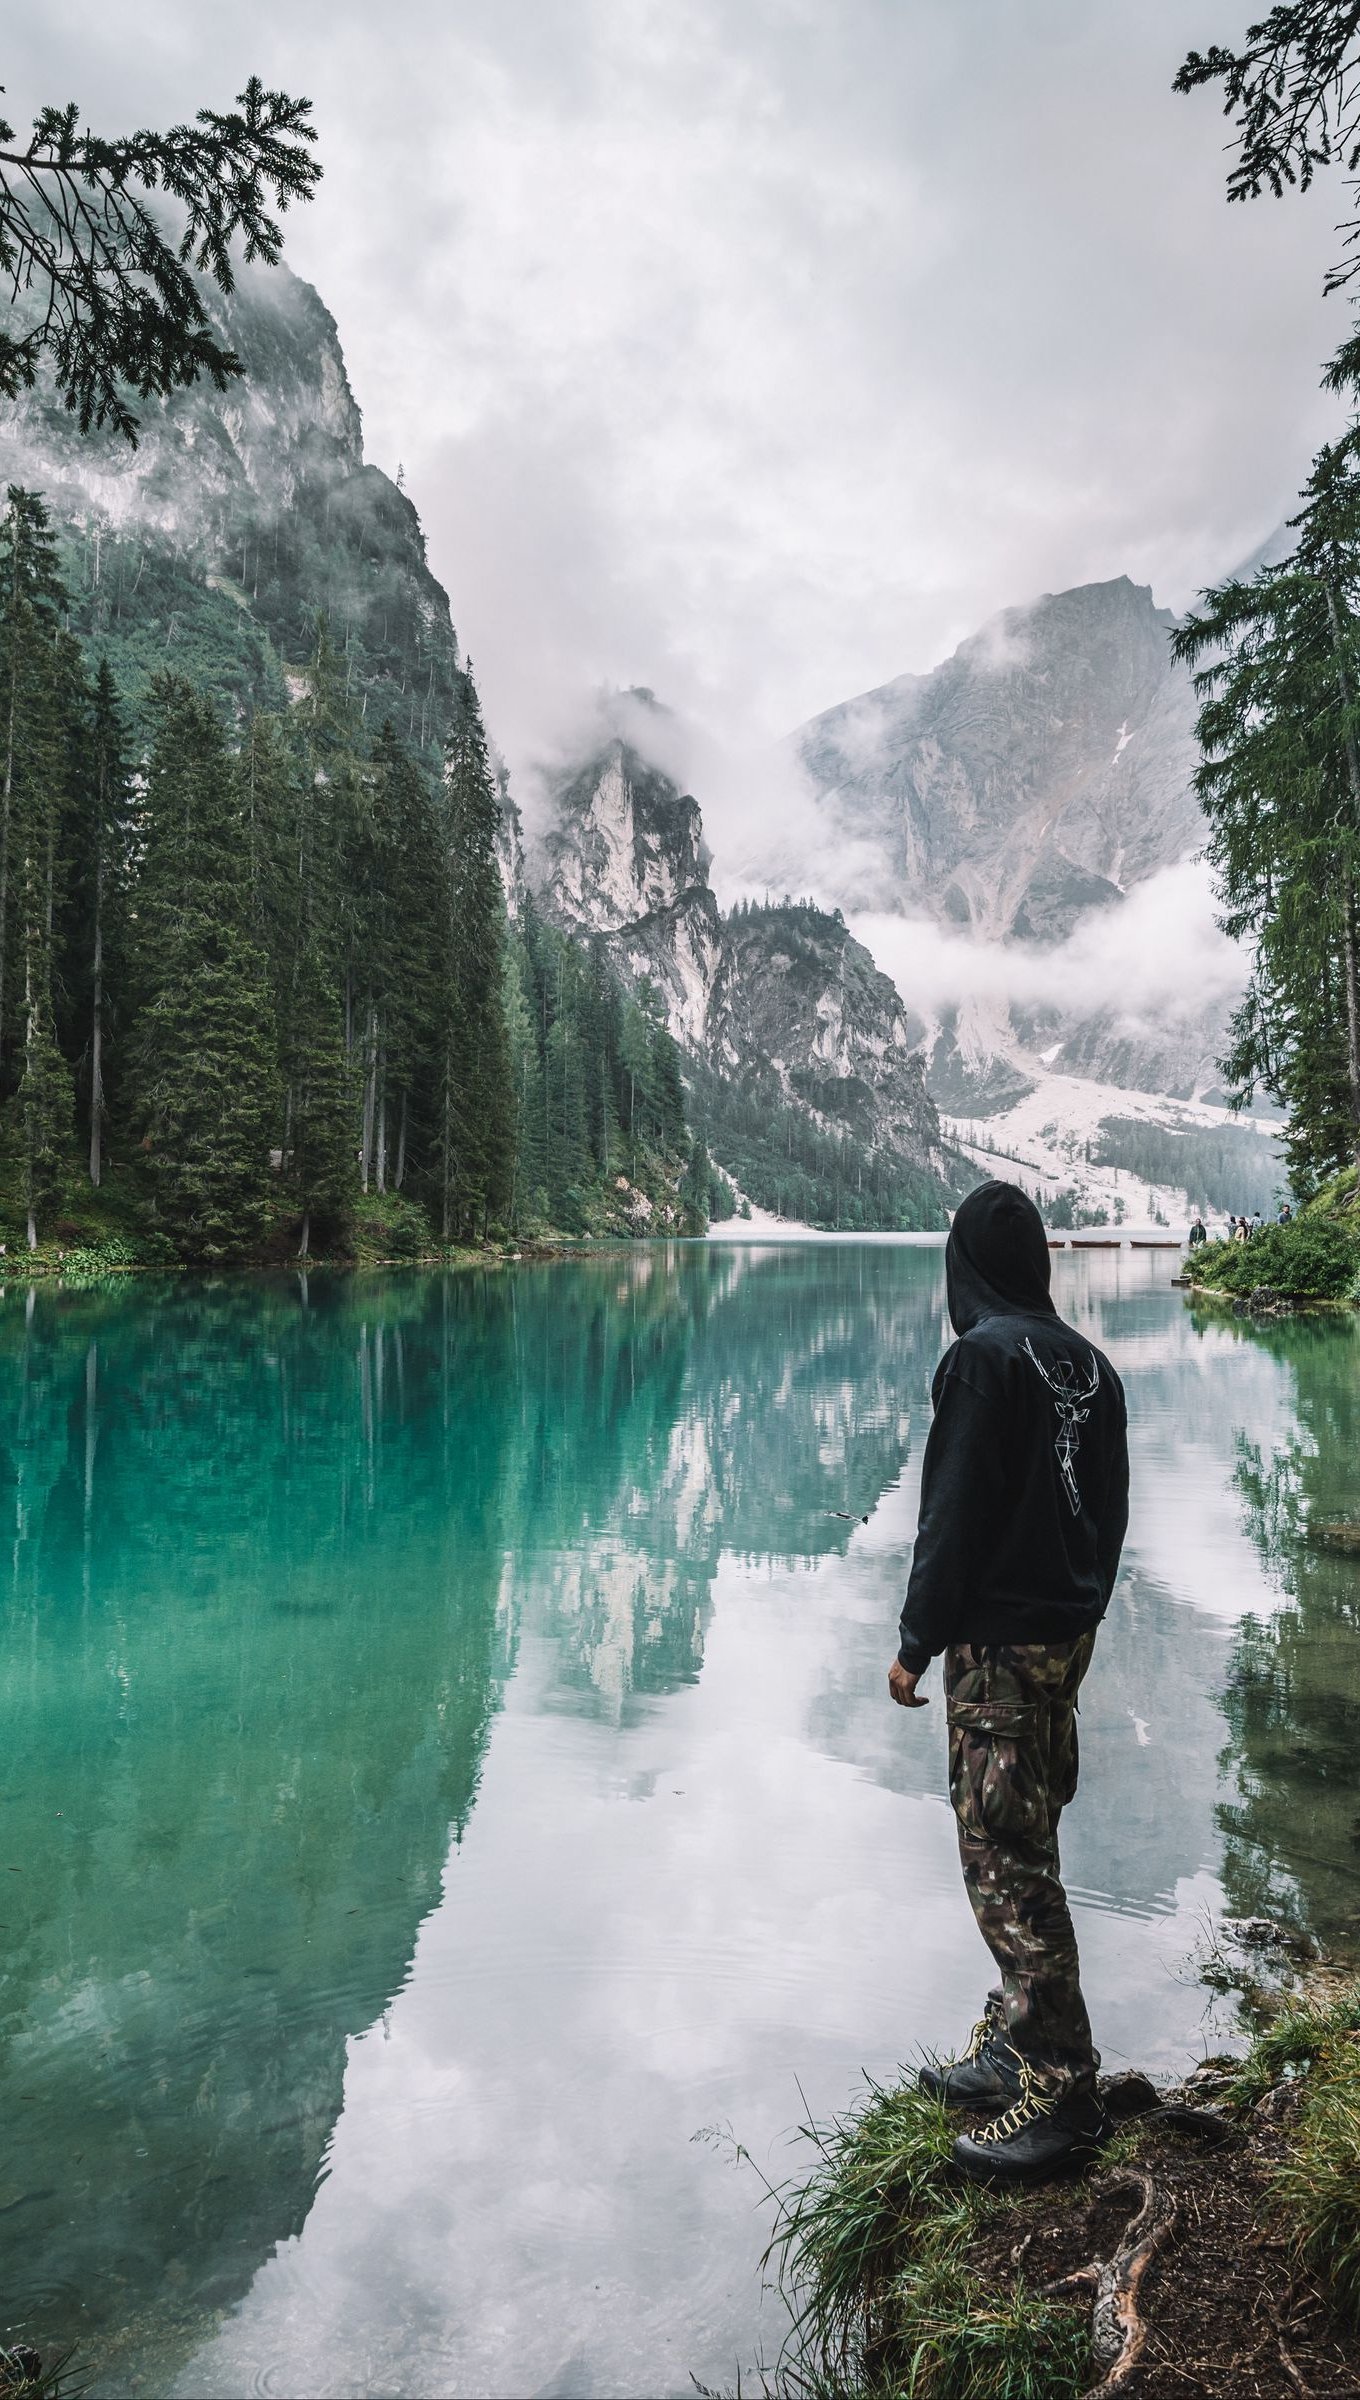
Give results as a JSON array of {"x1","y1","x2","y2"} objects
[
  {"x1": 527, "y1": 568, "x2": 1282, "y2": 1222},
  {"x1": 527, "y1": 570, "x2": 1247, "y2": 1097},
  {"x1": 7, "y1": 0, "x2": 1346, "y2": 769}
]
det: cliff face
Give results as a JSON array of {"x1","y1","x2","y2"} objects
[
  {"x1": 536, "y1": 742, "x2": 950, "y2": 1210},
  {"x1": 0, "y1": 261, "x2": 461, "y2": 761},
  {"x1": 795, "y1": 576, "x2": 1200, "y2": 939},
  {"x1": 795, "y1": 575, "x2": 1230, "y2": 1106},
  {"x1": 541, "y1": 742, "x2": 723, "y2": 1046},
  {"x1": 709, "y1": 903, "x2": 938, "y2": 1160}
]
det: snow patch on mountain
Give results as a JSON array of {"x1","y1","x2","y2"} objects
[{"x1": 942, "y1": 1070, "x2": 1281, "y2": 1228}]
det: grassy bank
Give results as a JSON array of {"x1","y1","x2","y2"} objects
[
  {"x1": 766, "y1": 1980, "x2": 1360, "y2": 2398},
  {"x1": 0, "y1": 1165, "x2": 662, "y2": 1285},
  {"x1": 1187, "y1": 1169, "x2": 1360, "y2": 1305}
]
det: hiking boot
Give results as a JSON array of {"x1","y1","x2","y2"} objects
[
  {"x1": 918, "y1": 2012, "x2": 1022, "y2": 2109},
  {"x1": 951, "y1": 2065, "x2": 1108, "y2": 2187}
]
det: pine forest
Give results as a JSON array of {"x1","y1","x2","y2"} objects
[{"x1": 0, "y1": 485, "x2": 706, "y2": 1265}]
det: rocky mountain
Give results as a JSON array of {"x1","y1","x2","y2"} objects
[
  {"x1": 0, "y1": 261, "x2": 461, "y2": 765},
  {"x1": 707, "y1": 900, "x2": 938, "y2": 1159},
  {"x1": 795, "y1": 576, "x2": 1200, "y2": 938},
  {"x1": 792, "y1": 572, "x2": 1247, "y2": 1129},
  {"x1": 533, "y1": 737, "x2": 956, "y2": 1223},
  {"x1": 532, "y1": 565, "x2": 1282, "y2": 1222},
  {"x1": 542, "y1": 735, "x2": 722, "y2": 1046}
]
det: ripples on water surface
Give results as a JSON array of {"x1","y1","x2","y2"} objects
[{"x1": 0, "y1": 1242, "x2": 1357, "y2": 2396}]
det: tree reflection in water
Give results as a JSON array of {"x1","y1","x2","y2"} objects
[{"x1": 1208, "y1": 1305, "x2": 1360, "y2": 1954}]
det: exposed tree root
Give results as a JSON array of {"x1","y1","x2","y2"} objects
[
  {"x1": 1138, "y1": 2102, "x2": 1243, "y2": 2147},
  {"x1": 1045, "y1": 2167, "x2": 1180, "y2": 2397},
  {"x1": 1268, "y1": 2292, "x2": 1316, "y2": 2397}
]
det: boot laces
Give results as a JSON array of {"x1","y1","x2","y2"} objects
[
  {"x1": 961, "y1": 2015, "x2": 992, "y2": 2065},
  {"x1": 974, "y1": 2060, "x2": 1055, "y2": 2145}
]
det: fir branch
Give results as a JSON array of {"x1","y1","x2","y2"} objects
[
  {"x1": 1175, "y1": 5, "x2": 1360, "y2": 288},
  {"x1": 0, "y1": 75, "x2": 320, "y2": 442}
]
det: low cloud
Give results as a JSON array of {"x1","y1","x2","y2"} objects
[{"x1": 852, "y1": 858, "x2": 1245, "y2": 1035}]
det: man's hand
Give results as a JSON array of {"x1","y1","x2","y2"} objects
[{"x1": 888, "y1": 1658, "x2": 929, "y2": 1708}]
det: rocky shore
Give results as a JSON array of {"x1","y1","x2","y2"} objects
[{"x1": 766, "y1": 1952, "x2": 1360, "y2": 2399}]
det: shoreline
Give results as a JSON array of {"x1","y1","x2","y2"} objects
[
  {"x1": 0, "y1": 1227, "x2": 1211, "y2": 1288},
  {"x1": 769, "y1": 1956, "x2": 1360, "y2": 2399}
]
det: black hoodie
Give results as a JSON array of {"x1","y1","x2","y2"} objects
[{"x1": 897, "y1": 1181, "x2": 1129, "y2": 1672}]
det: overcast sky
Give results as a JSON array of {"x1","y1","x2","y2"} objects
[{"x1": 10, "y1": 0, "x2": 1349, "y2": 773}]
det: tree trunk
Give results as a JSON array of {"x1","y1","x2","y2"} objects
[
  {"x1": 1343, "y1": 870, "x2": 1360, "y2": 1169},
  {"x1": 89, "y1": 848, "x2": 104, "y2": 1187},
  {"x1": 0, "y1": 609, "x2": 18, "y2": 1064},
  {"x1": 360, "y1": 1004, "x2": 378, "y2": 1192},
  {"x1": 1324, "y1": 585, "x2": 1360, "y2": 1161},
  {"x1": 299, "y1": 1208, "x2": 311, "y2": 1259},
  {"x1": 23, "y1": 880, "x2": 35, "y2": 1249},
  {"x1": 395, "y1": 1088, "x2": 408, "y2": 1190},
  {"x1": 376, "y1": 1064, "x2": 387, "y2": 1195},
  {"x1": 442, "y1": 1048, "x2": 453, "y2": 1242}
]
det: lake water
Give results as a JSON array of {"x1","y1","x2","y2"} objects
[{"x1": 2, "y1": 1242, "x2": 1358, "y2": 2397}]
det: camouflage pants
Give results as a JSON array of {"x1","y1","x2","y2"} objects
[{"x1": 945, "y1": 1633, "x2": 1098, "y2": 2099}]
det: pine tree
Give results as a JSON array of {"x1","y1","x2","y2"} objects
[
  {"x1": 0, "y1": 488, "x2": 69, "y2": 1084},
  {"x1": 0, "y1": 489, "x2": 85, "y2": 1237},
  {"x1": 130, "y1": 678, "x2": 278, "y2": 1259},
  {"x1": 363, "y1": 721, "x2": 446, "y2": 1197},
  {"x1": 503, "y1": 935, "x2": 546, "y2": 1229},
  {"x1": 20, "y1": 1000, "x2": 73, "y2": 1249},
  {"x1": 679, "y1": 1136, "x2": 712, "y2": 1234},
  {"x1": 286, "y1": 938, "x2": 355, "y2": 1257},
  {"x1": 438, "y1": 674, "x2": 514, "y2": 1241},
  {"x1": 67, "y1": 659, "x2": 131, "y2": 1186},
  {"x1": 1174, "y1": 379, "x2": 1360, "y2": 1184}
]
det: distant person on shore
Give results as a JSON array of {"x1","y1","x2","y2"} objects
[
  {"x1": 1233, "y1": 1216, "x2": 1250, "y2": 1243},
  {"x1": 1188, "y1": 1211, "x2": 1207, "y2": 1248},
  {"x1": 1278, "y1": 1201, "x2": 1293, "y2": 1225},
  {"x1": 887, "y1": 1181, "x2": 1129, "y2": 2186},
  {"x1": 1252, "y1": 1210, "x2": 1264, "y2": 1234}
]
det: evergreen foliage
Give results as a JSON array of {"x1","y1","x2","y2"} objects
[
  {"x1": 0, "y1": 485, "x2": 699, "y2": 1262},
  {"x1": 439, "y1": 679, "x2": 514, "y2": 1240},
  {"x1": 130, "y1": 679, "x2": 278, "y2": 1259},
  {"x1": 1173, "y1": 379, "x2": 1360, "y2": 1191},
  {"x1": 510, "y1": 906, "x2": 696, "y2": 1235},
  {"x1": 696, "y1": 1062, "x2": 951, "y2": 1230},
  {"x1": 0, "y1": 485, "x2": 86, "y2": 1243},
  {"x1": 1091, "y1": 1116, "x2": 1284, "y2": 1216},
  {"x1": 0, "y1": 77, "x2": 320, "y2": 439},
  {"x1": 1176, "y1": 6, "x2": 1360, "y2": 293}
]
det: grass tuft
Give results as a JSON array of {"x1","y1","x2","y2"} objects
[
  {"x1": 0, "y1": 2346, "x2": 85, "y2": 2400},
  {"x1": 1230, "y1": 1984, "x2": 1360, "y2": 2106},
  {"x1": 763, "y1": 2079, "x2": 1088, "y2": 2399},
  {"x1": 1267, "y1": 2017, "x2": 1360, "y2": 2321}
]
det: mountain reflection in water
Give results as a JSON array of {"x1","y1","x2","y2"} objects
[{"x1": 0, "y1": 1245, "x2": 1353, "y2": 2398}]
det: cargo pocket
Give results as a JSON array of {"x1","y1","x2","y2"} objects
[
  {"x1": 946, "y1": 1698, "x2": 1041, "y2": 1845},
  {"x1": 946, "y1": 1700, "x2": 1037, "y2": 1737}
]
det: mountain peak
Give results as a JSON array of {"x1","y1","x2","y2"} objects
[{"x1": 794, "y1": 567, "x2": 1199, "y2": 931}]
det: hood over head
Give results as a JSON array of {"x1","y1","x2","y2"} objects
[{"x1": 945, "y1": 1180, "x2": 1056, "y2": 1336}]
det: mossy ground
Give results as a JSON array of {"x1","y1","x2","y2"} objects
[
  {"x1": 0, "y1": 1152, "x2": 696, "y2": 1284},
  {"x1": 765, "y1": 1977, "x2": 1360, "y2": 2398},
  {"x1": 1187, "y1": 1212, "x2": 1360, "y2": 1304}
]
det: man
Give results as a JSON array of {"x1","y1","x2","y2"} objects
[
  {"x1": 888, "y1": 1181, "x2": 1128, "y2": 2186},
  {"x1": 1187, "y1": 1210, "x2": 1207, "y2": 1248}
]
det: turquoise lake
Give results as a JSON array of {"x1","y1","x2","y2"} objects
[{"x1": 1, "y1": 1241, "x2": 1358, "y2": 2396}]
